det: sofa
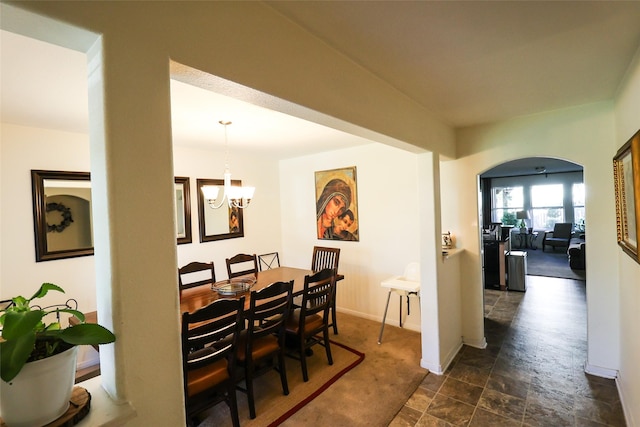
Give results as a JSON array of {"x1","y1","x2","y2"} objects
[{"x1": 568, "y1": 236, "x2": 586, "y2": 270}]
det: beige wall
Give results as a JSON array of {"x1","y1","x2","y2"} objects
[
  {"x1": 1, "y1": 2, "x2": 454, "y2": 424},
  {"x1": 2, "y1": 1, "x2": 637, "y2": 424},
  {"x1": 614, "y1": 47, "x2": 640, "y2": 427}
]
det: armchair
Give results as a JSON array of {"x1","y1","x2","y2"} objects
[{"x1": 542, "y1": 223, "x2": 573, "y2": 252}]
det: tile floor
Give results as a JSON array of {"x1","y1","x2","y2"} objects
[{"x1": 390, "y1": 275, "x2": 626, "y2": 426}]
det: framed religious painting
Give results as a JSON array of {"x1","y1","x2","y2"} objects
[
  {"x1": 315, "y1": 166, "x2": 359, "y2": 241},
  {"x1": 614, "y1": 129, "x2": 640, "y2": 264}
]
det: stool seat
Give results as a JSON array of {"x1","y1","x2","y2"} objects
[
  {"x1": 378, "y1": 263, "x2": 421, "y2": 344},
  {"x1": 381, "y1": 276, "x2": 421, "y2": 293}
]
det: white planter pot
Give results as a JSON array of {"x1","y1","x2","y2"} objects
[{"x1": 1, "y1": 346, "x2": 78, "y2": 427}]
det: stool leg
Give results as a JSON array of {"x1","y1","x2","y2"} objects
[
  {"x1": 378, "y1": 290, "x2": 392, "y2": 344},
  {"x1": 399, "y1": 294, "x2": 403, "y2": 328}
]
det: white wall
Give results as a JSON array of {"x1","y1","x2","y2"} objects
[
  {"x1": 0, "y1": 124, "x2": 283, "y2": 370},
  {"x1": 279, "y1": 143, "x2": 425, "y2": 332},
  {"x1": 614, "y1": 47, "x2": 640, "y2": 427},
  {"x1": 173, "y1": 144, "x2": 283, "y2": 280},
  {"x1": 455, "y1": 102, "x2": 621, "y2": 377},
  {"x1": 0, "y1": 123, "x2": 99, "y2": 367}
]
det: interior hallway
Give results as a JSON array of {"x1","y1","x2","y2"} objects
[{"x1": 391, "y1": 275, "x2": 626, "y2": 426}]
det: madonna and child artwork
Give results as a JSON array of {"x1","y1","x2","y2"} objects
[{"x1": 315, "y1": 166, "x2": 359, "y2": 241}]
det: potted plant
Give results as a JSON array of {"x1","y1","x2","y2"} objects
[{"x1": 0, "y1": 283, "x2": 115, "y2": 427}]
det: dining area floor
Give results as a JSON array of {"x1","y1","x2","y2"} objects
[{"x1": 391, "y1": 275, "x2": 626, "y2": 426}]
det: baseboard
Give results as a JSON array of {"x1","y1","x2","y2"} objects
[
  {"x1": 339, "y1": 307, "x2": 421, "y2": 333},
  {"x1": 616, "y1": 372, "x2": 635, "y2": 427},
  {"x1": 462, "y1": 335, "x2": 487, "y2": 349},
  {"x1": 420, "y1": 358, "x2": 444, "y2": 375},
  {"x1": 583, "y1": 361, "x2": 618, "y2": 379}
]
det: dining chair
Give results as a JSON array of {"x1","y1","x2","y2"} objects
[
  {"x1": 178, "y1": 261, "x2": 216, "y2": 291},
  {"x1": 310, "y1": 246, "x2": 340, "y2": 334},
  {"x1": 181, "y1": 297, "x2": 245, "y2": 427},
  {"x1": 226, "y1": 253, "x2": 259, "y2": 279},
  {"x1": 257, "y1": 252, "x2": 280, "y2": 271},
  {"x1": 285, "y1": 268, "x2": 336, "y2": 382},
  {"x1": 235, "y1": 280, "x2": 293, "y2": 419}
]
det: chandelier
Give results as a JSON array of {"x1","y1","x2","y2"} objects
[{"x1": 201, "y1": 121, "x2": 255, "y2": 209}]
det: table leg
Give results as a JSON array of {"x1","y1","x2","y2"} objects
[{"x1": 378, "y1": 290, "x2": 393, "y2": 344}]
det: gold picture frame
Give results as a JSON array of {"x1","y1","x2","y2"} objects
[
  {"x1": 614, "y1": 129, "x2": 640, "y2": 264},
  {"x1": 315, "y1": 166, "x2": 359, "y2": 241}
]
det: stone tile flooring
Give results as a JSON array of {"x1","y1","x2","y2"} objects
[{"x1": 390, "y1": 275, "x2": 626, "y2": 426}]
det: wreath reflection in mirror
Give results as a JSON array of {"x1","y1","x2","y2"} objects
[{"x1": 46, "y1": 202, "x2": 73, "y2": 233}]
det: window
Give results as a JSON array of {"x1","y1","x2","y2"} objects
[
  {"x1": 531, "y1": 184, "x2": 564, "y2": 229},
  {"x1": 573, "y1": 183, "x2": 585, "y2": 231},
  {"x1": 491, "y1": 186, "x2": 523, "y2": 225}
]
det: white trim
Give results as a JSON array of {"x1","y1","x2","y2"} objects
[
  {"x1": 616, "y1": 373, "x2": 634, "y2": 427},
  {"x1": 583, "y1": 361, "x2": 618, "y2": 379},
  {"x1": 463, "y1": 335, "x2": 488, "y2": 349}
]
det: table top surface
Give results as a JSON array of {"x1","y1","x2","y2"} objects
[
  {"x1": 72, "y1": 267, "x2": 344, "y2": 323},
  {"x1": 180, "y1": 266, "x2": 318, "y2": 314}
]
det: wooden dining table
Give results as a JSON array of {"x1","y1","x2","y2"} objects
[
  {"x1": 72, "y1": 266, "x2": 344, "y2": 324},
  {"x1": 180, "y1": 266, "x2": 344, "y2": 314}
]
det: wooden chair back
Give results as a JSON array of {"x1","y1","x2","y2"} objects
[
  {"x1": 238, "y1": 280, "x2": 293, "y2": 418},
  {"x1": 178, "y1": 261, "x2": 215, "y2": 291},
  {"x1": 258, "y1": 252, "x2": 280, "y2": 271},
  {"x1": 181, "y1": 297, "x2": 245, "y2": 427},
  {"x1": 301, "y1": 268, "x2": 336, "y2": 317},
  {"x1": 226, "y1": 253, "x2": 258, "y2": 279},
  {"x1": 311, "y1": 246, "x2": 340, "y2": 272},
  {"x1": 286, "y1": 268, "x2": 336, "y2": 382}
]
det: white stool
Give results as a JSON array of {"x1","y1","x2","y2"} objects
[{"x1": 377, "y1": 262, "x2": 420, "y2": 344}]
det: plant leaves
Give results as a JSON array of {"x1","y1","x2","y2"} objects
[
  {"x1": 29, "y1": 283, "x2": 64, "y2": 301},
  {"x1": 0, "y1": 333, "x2": 36, "y2": 382},
  {"x1": 1, "y1": 310, "x2": 43, "y2": 341},
  {"x1": 59, "y1": 324, "x2": 115, "y2": 345}
]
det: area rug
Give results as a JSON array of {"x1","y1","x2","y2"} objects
[
  {"x1": 198, "y1": 340, "x2": 365, "y2": 427},
  {"x1": 523, "y1": 248, "x2": 586, "y2": 281}
]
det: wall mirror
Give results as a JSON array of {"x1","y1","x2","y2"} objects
[
  {"x1": 175, "y1": 177, "x2": 192, "y2": 245},
  {"x1": 31, "y1": 170, "x2": 93, "y2": 262},
  {"x1": 197, "y1": 178, "x2": 244, "y2": 242}
]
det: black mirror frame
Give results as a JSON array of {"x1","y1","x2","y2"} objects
[
  {"x1": 197, "y1": 178, "x2": 245, "y2": 242},
  {"x1": 175, "y1": 177, "x2": 192, "y2": 245},
  {"x1": 31, "y1": 170, "x2": 94, "y2": 262}
]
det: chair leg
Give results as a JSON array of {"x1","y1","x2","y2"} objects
[
  {"x1": 324, "y1": 326, "x2": 333, "y2": 366},
  {"x1": 331, "y1": 299, "x2": 338, "y2": 334},
  {"x1": 246, "y1": 363, "x2": 257, "y2": 419},
  {"x1": 278, "y1": 350, "x2": 289, "y2": 395},
  {"x1": 228, "y1": 383, "x2": 241, "y2": 427},
  {"x1": 300, "y1": 337, "x2": 309, "y2": 382}
]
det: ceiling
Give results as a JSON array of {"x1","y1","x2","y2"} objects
[{"x1": 2, "y1": 2, "x2": 640, "y2": 164}]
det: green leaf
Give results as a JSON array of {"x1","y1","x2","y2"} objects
[
  {"x1": 0, "y1": 333, "x2": 36, "y2": 382},
  {"x1": 53, "y1": 308, "x2": 85, "y2": 322},
  {"x1": 1, "y1": 310, "x2": 43, "y2": 341},
  {"x1": 29, "y1": 283, "x2": 64, "y2": 302},
  {"x1": 60, "y1": 324, "x2": 115, "y2": 346}
]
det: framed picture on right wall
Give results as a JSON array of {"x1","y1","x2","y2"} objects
[{"x1": 614, "y1": 128, "x2": 640, "y2": 264}]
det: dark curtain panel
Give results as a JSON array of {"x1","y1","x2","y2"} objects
[{"x1": 480, "y1": 178, "x2": 492, "y2": 229}]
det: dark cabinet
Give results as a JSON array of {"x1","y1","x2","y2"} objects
[{"x1": 483, "y1": 239, "x2": 508, "y2": 290}]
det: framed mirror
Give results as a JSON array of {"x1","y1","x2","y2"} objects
[
  {"x1": 31, "y1": 170, "x2": 93, "y2": 262},
  {"x1": 175, "y1": 177, "x2": 192, "y2": 245},
  {"x1": 197, "y1": 178, "x2": 244, "y2": 242}
]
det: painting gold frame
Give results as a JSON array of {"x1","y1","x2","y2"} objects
[
  {"x1": 315, "y1": 166, "x2": 359, "y2": 241},
  {"x1": 614, "y1": 129, "x2": 640, "y2": 264}
]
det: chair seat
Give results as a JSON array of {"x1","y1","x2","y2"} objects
[
  {"x1": 186, "y1": 355, "x2": 229, "y2": 397},
  {"x1": 236, "y1": 331, "x2": 280, "y2": 362},
  {"x1": 286, "y1": 310, "x2": 324, "y2": 335}
]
